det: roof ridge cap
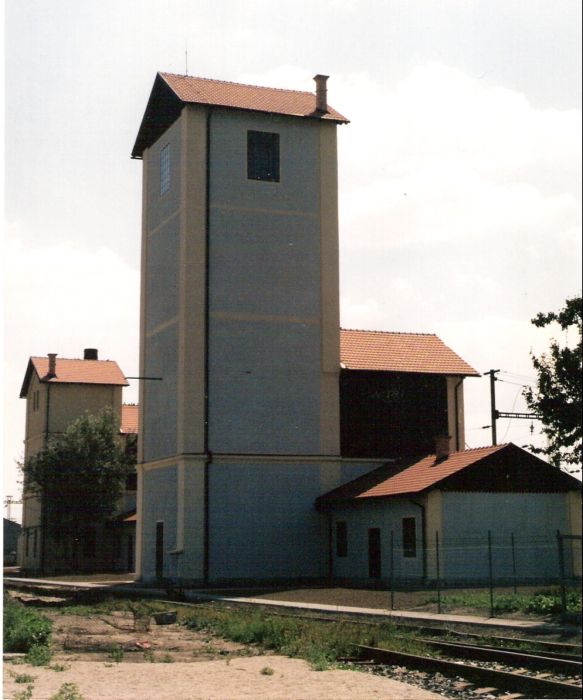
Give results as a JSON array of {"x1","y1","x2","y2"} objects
[
  {"x1": 159, "y1": 72, "x2": 315, "y2": 97},
  {"x1": 341, "y1": 328, "x2": 438, "y2": 337}
]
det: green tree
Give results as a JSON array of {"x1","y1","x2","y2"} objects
[
  {"x1": 523, "y1": 296, "x2": 582, "y2": 471},
  {"x1": 21, "y1": 407, "x2": 136, "y2": 565}
]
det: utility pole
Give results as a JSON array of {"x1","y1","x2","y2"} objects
[
  {"x1": 484, "y1": 369, "x2": 500, "y2": 445},
  {"x1": 484, "y1": 369, "x2": 540, "y2": 446}
]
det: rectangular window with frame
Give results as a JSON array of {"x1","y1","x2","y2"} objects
[
  {"x1": 247, "y1": 130, "x2": 280, "y2": 182},
  {"x1": 336, "y1": 521, "x2": 348, "y2": 557},
  {"x1": 402, "y1": 517, "x2": 417, "y2": 558},
  {"x1": 160, "y1": 144, "x2": 171, "y2": 195}
]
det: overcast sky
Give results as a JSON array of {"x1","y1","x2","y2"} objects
[{"x1": 3, "y1": 0, "x2": 582, "y2": 522}]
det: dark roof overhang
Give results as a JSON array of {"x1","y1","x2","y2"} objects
[{"x1": 131, "y1": 74, "x2": 185, "y2": 160}]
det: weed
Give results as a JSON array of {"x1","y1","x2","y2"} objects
[
  {"x1": 160, "y1": 653, "x2": 175, "y2": 663},
  {"x1": 49, "y1": 663, "x2": 71, "y2": 672},
  {"x1": 182, "y1": 604, "x2": 415, "y2": 670},
  {"x1": 260, "y1": 666, "x2": 274, "y2": 675},
  {"x1": 12, "y1": 685, "x2": 34, "y2": 700},
  {"x1": 107, "y1": 644, "x2": 124, "y2": 663},
  {"x1": 49, "y1": 683, "x2": 85, "y2": 700},
  {"x1": 143, "y1": 648, "x2": 156, "y2": 662},
  {"x1": 25, "y1": 644, "x2": 52, "y2": 667},
  {"x1": 10, "y1": 672, "x2": 36, "y2": 684}
]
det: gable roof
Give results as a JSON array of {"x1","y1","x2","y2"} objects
[
  {"x1": 20, "y1": 356, "x2": 128, "y2": 397},
  {"x1": 132, "y1": 72, "x2": 349, "y2": 159},
  {"x1": 340, "y1": 329, "x2": 479, "y2": 376},
  {"x1": 120, "y1": 404, "x2": 139, "y2": 435},
  {"x1": 317, "y1": 443, "x2": 581, "y2": 505}
]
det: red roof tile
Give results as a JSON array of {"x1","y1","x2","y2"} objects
[
  {"x1": 21, "y1": 357, "x2": 128, "y2": 397},
  {"x1": 340, "y1": 329, "x2": 479, "y2": 376},
  {"x1": 159, "y1": 72, "x2": 349, "y2": 123},
  {"x1": 120, "y1": 404, "x2": 139, "y2": 435},
  {"x1": 319, "y1": 445, "x2": 508, "y2": 502}
]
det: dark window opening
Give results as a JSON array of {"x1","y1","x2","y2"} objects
[
  {"x1": 155, "y1": 522, "x2": 164, "y2": 580},
  {"x1": 402, "y1": 517, "x2": 417, "y2": 558},
  {"x1": 336, "y1": 521, "x2": 348, "y2": 557},
  {"x1": 160, "y1": 144, "x2": 170, "y2": 195},
  {"x1": 247, "y1": 131, "x2": 280, "y2": 182}
]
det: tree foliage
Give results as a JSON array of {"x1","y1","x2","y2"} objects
[
  {"x1": 523, "y1": 296, "x2": 582, "y2": 470},
  {"x1": 21, "y1": 407, "x2": 136, "y2": 540}
]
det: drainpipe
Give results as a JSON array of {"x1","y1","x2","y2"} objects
[
  {"x1": 409, "y1": 499, "x2": 427, "y2": 582},
  {"x1": 203, "y1": 107, "x2": 214, "y2": 584}
]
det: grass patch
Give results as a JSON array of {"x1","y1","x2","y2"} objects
[
  {"x1": 422, "y1": 587, "x2": 582, "y2": 615},
  {"x1": 3, "y1": 596, "x2": 52, "y2": 652},
  {"x1": 182, "y1": 603, "x2": 429, "y2": 670},
  {"x1": 10, "y1": 672, "x2": 37, "y2": 684}
]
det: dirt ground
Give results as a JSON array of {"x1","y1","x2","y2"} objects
[{"x1": 3, "y1": 593, "x2": 443, "y2": 700}]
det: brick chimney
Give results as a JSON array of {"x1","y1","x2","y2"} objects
[
  {"x1": 84, "y1": 348, "x2": 98, "y2": 360},
  {"x1": 47, "y1": 353, "x2": 57, "y2": 378},
  {"x1": 434, "y1": 435, "x2": 451, "y2": 463},
  {"x1": 313, "y1": 74, "x2": 329, "y2": 114}
]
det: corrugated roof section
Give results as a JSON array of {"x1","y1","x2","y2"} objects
[
  {"x1": 29, "y1": 357, "x2": 128, "y2": 387},
  {"x1": 120, "y1": 404, "x2": 139, "y2": 434},
  {"x1": 159, "y1": 72, "x2": 349, "y2": 123},
  {"x1": 340, "y1": 329, "x2": 479, "y2": 376}
]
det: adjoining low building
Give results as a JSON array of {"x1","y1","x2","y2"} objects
[
  {"x1": 317, "y1": 442, "x2": 582, "y2": 585},
  {"x1": 4, "y1": 518, "x2": 22, "y2": 566},
  {"x1": 18, "y1": 349, "x2": 138, "y2": 574}
]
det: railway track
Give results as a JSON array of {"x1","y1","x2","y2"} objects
[{"x1": 353, "y1": 643, "x2": 582, "y2": 699}]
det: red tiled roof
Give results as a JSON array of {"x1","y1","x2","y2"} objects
[
  {"x1": 120, "y1": 404, "x2": 139, "y2": 435},
  {"x1": 20, "y1": 357, "x2": 128, "y2": 397},
  {"x1": 159, "y1": 72, "x2": 349, "y2": 123},
  {"x1": 340, "y1": 329, "x2": 479, "y2": 376},
  {"x1": 132, "y1": 72, "x2": 348, "y2": 158},
  {"x1": 318, "y1": 445, "x2": 508, "y2": 502}
]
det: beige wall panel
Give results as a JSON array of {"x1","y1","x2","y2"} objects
[
  {"x1": 318, "y1": 122, "x2": 340, "y2": 455},
  {"x1": 178, "y1": 106, "x2": 208, "y2": 455},
  {"x1": 425, "y1": 490, "x2": 442, "y2": 577}
]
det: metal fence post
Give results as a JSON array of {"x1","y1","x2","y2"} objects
[
  {"x1": 435, "y1": 530, "x2": 442, "y2": 614},
  {"x1": 488, "y1": 530, "x2": 495, "y2": 618},
  {"x1": 556, "y1": 530, "x2": 567, "y2": 616},
  {"x1": 511, "y1": 532, "x2": 517, "y2": 594}
]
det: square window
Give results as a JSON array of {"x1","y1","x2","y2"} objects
[
  {"x1": 247, "y1": 131, "x2": 279, "y2": 182},
  {"x1": 336, "y1": 521, "x2": 348, "y2": 557},
  {"x1": 160, "y1": 144, "x2": 171, "y2": 195},
  {"x1": 402, "y1": 517, "x2": 417, "y2": 558}
]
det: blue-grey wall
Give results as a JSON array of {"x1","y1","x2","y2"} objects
[
  {"x1": 209, "y1": 460, "x2": 375, "y2": 580},
  {"x1": 141, "y1": 466, "x2": 178, "y2": 579},
  {"x1": 143, "y1": 119, "x2": 182, "y2": 463},
  {"x1": 441, "y1": 492, "x2": 568, "y2": 579},
  {"x1": 208, "y1": 111, "x2": 323, "y2": 454}
]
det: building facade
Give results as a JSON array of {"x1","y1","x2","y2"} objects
[
  {"x1": 132, "y1": 74, "x2": 479, "y2": 584},
  {"x1": 18, "y1": 350, "x2": 136, "y2": 573}
]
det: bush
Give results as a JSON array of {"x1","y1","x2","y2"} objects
[
  {"x1": 26, "y1": 644, "x2": 52, "y2": 666},
  {"x1": 3, "y1": 598, "x2": 52, "y2": 653}
]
